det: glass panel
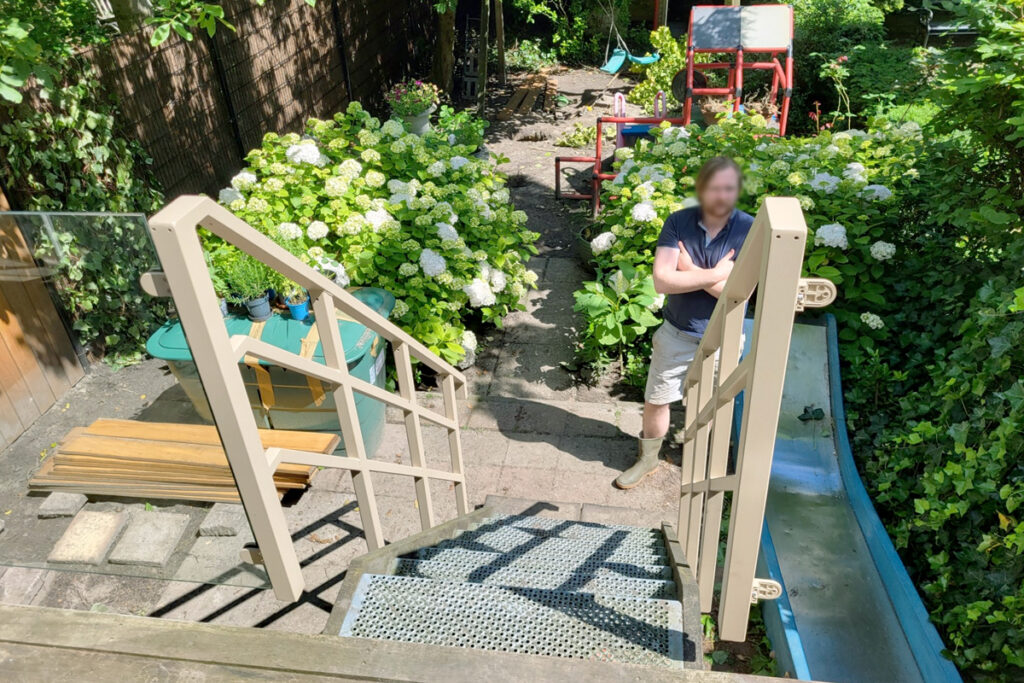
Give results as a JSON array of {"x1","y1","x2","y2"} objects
[{"x1": 0, "y1": 211, "x2": 270, "y2": 590}]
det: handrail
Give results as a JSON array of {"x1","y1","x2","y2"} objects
[
  {"x1": 145, "y1": 195, "x2": 471, "y2": 602},
  {"x1": 676, "y1": 197, "x2": 835, "y2": 641}
]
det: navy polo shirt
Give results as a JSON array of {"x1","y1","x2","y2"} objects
[{"x1": 656, "y1": 207, "x2": 754, "y2": 337}]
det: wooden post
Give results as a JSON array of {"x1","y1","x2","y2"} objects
[
  {"x1": 477, "y1": 0, "x2": 490, "y2": 115},
  {"x1": 494, "y1": 0, "x2": 506, "y2": 86}
]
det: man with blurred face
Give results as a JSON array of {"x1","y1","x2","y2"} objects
[{"x1": 615, "y1": 156, "x2": 752, "y2": 489}]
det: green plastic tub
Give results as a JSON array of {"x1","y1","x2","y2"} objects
[{"x1": 146, "y1": 287, "x2": 394, "y2": 458}]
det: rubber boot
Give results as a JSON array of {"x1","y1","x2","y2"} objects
[{"x1": 614, "y1": 434, "x2": 663, "y2": 489}]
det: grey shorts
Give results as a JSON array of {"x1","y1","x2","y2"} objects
[{"x1": 644, "y1": 322, "x2": 701, "y2": 405}]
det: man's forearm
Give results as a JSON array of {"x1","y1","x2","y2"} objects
[
  {"x1": 704, "y1": 279, "x2": 727, "y2": 298},
  {"x1": 654, "y1": 267, "x2": 722, "y2": 294}
]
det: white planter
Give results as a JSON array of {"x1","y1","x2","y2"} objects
[{"x1": 400, "y1": 104, "x2": 437, "y2": 135}]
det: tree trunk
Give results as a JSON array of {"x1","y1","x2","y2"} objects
[
  {"x1": 430, "y1": 8, "x2": 456, "y2": 95},
  {"x1": 495, "y1": 0, "x2": 506, "y2": 85},
  {"x1": 477, "y1": 0, "x2": 490, "y2": 115}
]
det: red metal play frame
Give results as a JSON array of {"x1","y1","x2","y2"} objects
[
  {"x1": 554, "y1": 115, "x2": 687, "y2": 216},
  {"x1": 683, "y1": 5, "x2": 794, "y2": 136}
]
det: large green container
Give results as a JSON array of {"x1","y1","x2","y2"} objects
[{"x1": 146, "y1": 287, "x2": 394, "y2": 457}]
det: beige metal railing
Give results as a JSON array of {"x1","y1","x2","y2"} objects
[
  {"x1": 677, "y1": 197, "x2": 835, "y2": 641},
  {"x1": 143, "y1": 196, "x2": 470, "y2": 602}
]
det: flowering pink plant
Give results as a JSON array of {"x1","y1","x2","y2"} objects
[{"x1": 385, "y1": 79, "x2": 441, "y2": 117}]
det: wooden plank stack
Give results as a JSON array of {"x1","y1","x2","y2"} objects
[{"x1": 29, "y1": 419, "x2": 337, "y2": 503}]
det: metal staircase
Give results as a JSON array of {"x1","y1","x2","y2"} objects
[{"x1": 329, "y1": 509, "x2": 702, "y2": 670}]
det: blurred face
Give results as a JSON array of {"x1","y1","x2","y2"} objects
[{"x1": 698, "y1": 167, "x2": 741, "y2": 219}]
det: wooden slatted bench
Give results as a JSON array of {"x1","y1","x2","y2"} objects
[{"x1": 29, "y1": 419, "x2": 336, "y2": 503}]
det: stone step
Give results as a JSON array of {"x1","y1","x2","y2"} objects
[
  {"x1": 415, "y1": 546, "x2": 673, "y2": 580},
  {"x1": 437, "y1": 531, "x2": 668, "y2": 565},
  {"x1": 338, "y1": 574, "x2": 684, "y2": 667},
  {"x1": 463, "y1": 517, "x2": 667, "y2": 553},
  {"x1": 394, "y1": 558, "x2": 677, "y2": 599}
]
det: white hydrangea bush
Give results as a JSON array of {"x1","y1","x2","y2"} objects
[{"x1": 211, "y1": 102, "x2": 539, "y2": 366}]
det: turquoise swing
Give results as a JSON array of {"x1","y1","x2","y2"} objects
[{"x1": 598, "y1": 0, "x2": 660, "y2": 73}]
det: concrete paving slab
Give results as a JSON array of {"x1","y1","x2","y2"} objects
[
  {"x1": 109, "y1": 511, "x2": 190, "y2": 567},
  {"x1": 0, "y1": 519, "x2": 4, "y2": 535},
  {"x1": 48, "y1": 510, "x2": 128, "y2": 566},
  {"x1": 0, "y1": 567, "x2": 52, "y2": 605},
  {"x1": 580, "y1": 503, "x2": 671, "y2": 530},
  {"x1": 489, "y1": 343, "x2": 576, "y2": 401},
  {"x1": 543, "y1": 257, "x2": 587, "y2": 284},
  {"x1": 459, "y1": 429, "x2": 511, "y2": 466},
  {"x1": 502, "y1": 437, "x2": 563, "y2": 469},
  {"x1": 465, "y1": 397, "x2": 569, "y2": 435},
  {"x1": 172, "y1": 532, "x2": 263, "y2": 588},
  {"x1": 199, "y1": 503, "x2": 248, "y2": 537},
  {"x1": 37, "y1": 492, "x2": 88, "y2": 519},
  {"x1": 556, "y1": 435, "x2": 635, "y2": 476}
]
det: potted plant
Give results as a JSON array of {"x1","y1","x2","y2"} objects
[
  {"x1": 205, "y1": 248, "x2": 232, "y2": 317},
  {"x1": 223, "y1": 253, "x2": 274, "y2": 322},
  {"x1": 284, "y1": 283, "x2": 310, "y2": 321},
  {"x1": 385, "y1": 79, "x2": 441, "y2": 135}
]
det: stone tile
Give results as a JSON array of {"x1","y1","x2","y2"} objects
[
  {"x1": 464, "y1": 397, "x2": 569, "y2": 435},
  {"x1": 543, "y1": 257, "x2": 586, "y2": 284},
  {"x1": 489, "y1": 343, "x2": 576, "y2": 401},
  {"x1": 309, "y1": 466, "x2": 355, "y2": 494},
  {"x1": 37, "y1": 492, "x2": 87, "y2": 519},
  {"x1": 557, "y1": 435, "x2": 635, "y2": 476},
  {"x1": 108, "y1": 511, "x2": 191, "y2": 568},
  {"x1": 464, "y1": 464, "x2": 503, "y2": 505},
  {"x1": 562, "y1": 402, "x2": 627, "y2": 438},
  {"x1": 0, "y1": 518, "x2": 4, "y2": 535},
  {"x1": 494, "y1": 466, "x2": 560, "y2": 502},
  {"x1": 481, "y1": 494, "x2": 582, "y2": 520},
  {"x1": 459, "y1": 429, "x2": 511, "y2": 467},
  {"x1": 580, "y1": 503, "x2": 670, "y2": 530},
  {"x1": 47, "y1": 510, "x2": 128, "y2": 566},
  {"x1": 199, "y1": 503, "x2": 249, "y2": 537},
  {"x1": 551, "y1": 469, "x2": 616, "y2": 507},
  {"x1": 502, "y1": 436, "x2": 563, "y2": 469},
  {"x1": 172, "y1": 534, "x2": 264, "y2": 588},
  {"x1": 0, "y1": 567, "x2": 51, "y2": 605}
]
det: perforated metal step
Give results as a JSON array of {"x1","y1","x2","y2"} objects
[
  {"x1": 339, "y1": 574, "x2": 684, "y2": 666},
  {"x1": 438, "y1": 530, "x2": 668, "y2": 565},
  {"x1": 395, "y1": 558, "x2": 677, "y2": 599},
  {"x1": 416, "y1": 546, "x2": 673, "y2": 580},
  {"x1": 470, "y1": 515, "x2": 666, "y2": 549}
]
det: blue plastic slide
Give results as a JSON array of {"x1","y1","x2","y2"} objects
[{"x1": 748, "y1": 317, "x2": 962, "y2": 683}]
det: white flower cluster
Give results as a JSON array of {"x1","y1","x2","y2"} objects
[
  {"x1": 809, "y1": 172, "x2": 841, "y2": 194},
  {"x1": 219, "y1": 187, "x2": 244, "y2": 204},
  {"x1": 662, "y1": 126, "x2": 690, "y2": 141},
  {"x1": 365, "y1": 209, "x2": 392, "y2": 232},
  {"x1": 862, "y1": 184, "x2": 892, "y2": 201},
  {"x1": 324, "y1": 176, "x2": 348, "y2": 197},
  {"x1": 316, "y1": 256, "x2": 349, "y2": 287},
  {"x1": 427, "y1": 160, "x2": 446, "y2": 177},
  {"x1": 457, "y1": 330, "x2": 478, "y2": 369},
  {"x1": 381, "y1": 120, "x2": 404, "y2": 138},
  {"x1": 285, "y1": 143, "x2": 328, "y2": 167},
  {"x1": 843, "y1": 162, "x2": 867, "y2": 184},
  {"x1": 463, "y1": 278, "x2": 496, "y2": 307},
  {"x1": 419, "y1": 248, "x2": 447, "y2": 277},
  {"x1": 449, "y1": 156, "x2": 470, "y2": 170},
  {"x1": 815, "y1": 223, "x2": 849, "y2": 249},
  {"x1": 277, "y1": 222, "x2": 303, "y2": 240},
  {"x1": 436, "y1": 222, "x2": 460, "y2": 243},
  {"x1": 306, "y1": 221, "x2": 329, "y2": 240},
  {"x1": 870, "y1": 240, "x2": 896, "y2": 261},
  {"x1": 230, "y1": 171, "x2": 257, "y2": 190},
  {"x1": 860, "y1": 312, "x2": 884, "y2": 329},
  {"x1": 591, "y1": 231, "x2": 617, "y2": 254},
  {"x1": 631, "y1": 202, "x2": 659, "y2": 223}
]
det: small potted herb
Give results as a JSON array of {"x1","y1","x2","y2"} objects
[
  {"x1": 385, "y1": 79, "x2": 441, "y2": 135},
  {"x1": 223, "y1": 254, "x2": 274, "y2": 322},
  {"x1": 284, "y1": 283, "x2": 310, "y2": 321},
  {"x1": 205, "y1": 249, "x2": 232, "y2": 317}
]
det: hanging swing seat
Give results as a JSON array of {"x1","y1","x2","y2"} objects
[{"x1": 600, "y1": 48, "x2": 660, "y2": 74}]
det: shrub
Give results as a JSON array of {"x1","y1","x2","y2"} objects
[
  {"x1": 502, "y1": 39, "x2": 558, "y2": 72},
  {"x1": 211, "y1": 103, "x2": 539, "y2": 367}
]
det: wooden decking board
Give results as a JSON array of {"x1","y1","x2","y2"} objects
[
  {"x1": 28, "y1": 419, "x2": 332, "y2": 503},
  {"x1": 497, "y1": 74, "x2": 547, "y2": 120}
]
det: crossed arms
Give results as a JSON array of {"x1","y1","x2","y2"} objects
[{"x1": 652, "y1": 241, "x2": 734, "y2": 298}]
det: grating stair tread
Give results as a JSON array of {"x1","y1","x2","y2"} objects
[
  {"x1": 438, "y1": 531, "x2": 667, "y2": 565},
  {"x1": 480, "y1": 514, "x2": 662, "y2": 538},
  {"x1": 339, "y1": 573, "x2": 684, "y2": 666},
  {"x1": 395, "y1": 558, "x2": 677, "y2": 599},
  {"x1": 416, "y1": 546, "x2": 673, "y2": 580},
  {"x1": 466, "y1": 516, "x2": 666, "y2": 551}
]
